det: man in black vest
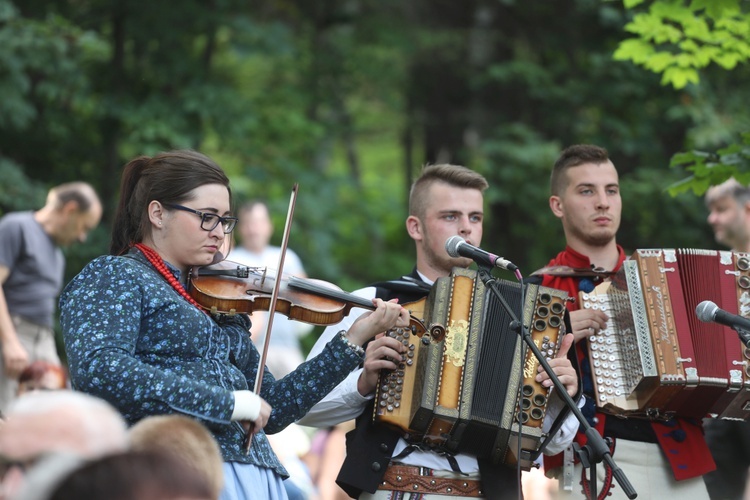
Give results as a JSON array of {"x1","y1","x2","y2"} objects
[{"x1": 299, "y1": 164, "x2": 579, "y2": 499}]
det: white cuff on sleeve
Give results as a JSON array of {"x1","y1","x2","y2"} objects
[{"x1": 231, "y1": 390, "x2": 261, "y2": 421}]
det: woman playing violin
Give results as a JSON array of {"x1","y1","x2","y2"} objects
[{"x1": 60, "y1": 150, "x2": 410, "y2": 500}]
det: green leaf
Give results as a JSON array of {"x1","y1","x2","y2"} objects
[
  {"x1": 646, "y1": 51, "x2": 677, "y2": 72},
  {"x1": 612, "y1": 38, "x2": 655, "y2": 63},
  {"x1": 661, "y1": 66, "x2": 699, "y2": 88},
  {"x1": 689, "y1": 0, "x2": 741, "y2": 19},
  {"x1": 624, "y1": 0, "x2": 648, "y2": 8},
  {"x1": 715, "y1": 52, "x2": 741, "y2": 69}
]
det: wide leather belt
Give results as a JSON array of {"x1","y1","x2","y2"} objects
[{"x1": 379, "y1": 464, "x2": 483, "y2": 497}]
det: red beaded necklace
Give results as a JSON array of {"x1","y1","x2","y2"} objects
[{"x1": 134, "y1": 242, "x2": 207, "y2": 314}]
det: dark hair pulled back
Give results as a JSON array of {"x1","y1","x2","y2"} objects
[{"x1": 110, "y1": 150, "x2": 231, "y2": 256}]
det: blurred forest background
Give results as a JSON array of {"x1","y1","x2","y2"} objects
[{"x1": 1, "y1": 0, "x2": 749, "y2": 346}]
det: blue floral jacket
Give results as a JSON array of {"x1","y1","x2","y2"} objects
[{"x1": 60, "y1": 249, "x2": 364, "y2": 476}]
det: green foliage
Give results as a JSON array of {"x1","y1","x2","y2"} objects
[
  {"x1": 614, "y1": 0, "x2": 750, "y2": 88},
  {"x1": 0, "y1": 157, "x2": 46, "y2": 213},
  {"x1": 667, "y1": 132, "x2": 750, "y2": 196},
  {"x1": 0, "y1": 0, "x2": 746, "y2": 302}
]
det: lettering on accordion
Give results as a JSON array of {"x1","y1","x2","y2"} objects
[{"x1": 373, "y1": 267, "x2": 569, "y2": 470}]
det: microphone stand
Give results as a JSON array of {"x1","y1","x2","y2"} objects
[
  {"x1": 475, "y1": 266, "x2": 637, "y2": 500},
  {"x1": 732, "y1": 326, "x2": 750, "y2": 348}
]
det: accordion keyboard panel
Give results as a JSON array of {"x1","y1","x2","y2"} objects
[{"x1": 581, "y1": 281, "x2": 650, "y2": 413}]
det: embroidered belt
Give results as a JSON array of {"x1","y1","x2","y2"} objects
[{"x1": 379, "y1": 464, "x2": 483, "y2": 497}]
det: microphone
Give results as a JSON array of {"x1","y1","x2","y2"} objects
[
  {"x1": 445, "y1": 236, "x2": 518, "y2": 271},
  {"x1": 695, "y1": 300, "x2": 750, "y2": 347}
]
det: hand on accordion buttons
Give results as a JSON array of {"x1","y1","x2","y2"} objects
[
  {"x1": 357, "y1": 332, "x2": 408, "y2": 397},
  {"x1": 536, "y1": 333, "x2": 577, "y2": 397},
  {"x1": 569, "y1": 308, "x2": 608, "y2": 343},
  {"x1": 347, "y1": 298, "x2": 410, "y2": 348}
]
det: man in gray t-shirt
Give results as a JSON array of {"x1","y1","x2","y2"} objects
[{"x1": 0, "y1": 182, "x2": 102, "y2": 413}]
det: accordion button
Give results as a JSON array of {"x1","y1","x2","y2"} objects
[
  {"x1": 371, "y1": 462, "x2": 382, "y2": 472},
  {"x1": 379, "y1": 443, "x2": 389, "y2": 452}
]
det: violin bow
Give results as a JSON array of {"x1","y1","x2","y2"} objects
[{"x1": 245, "y1": 183, "x2": 298, "y2": 452}]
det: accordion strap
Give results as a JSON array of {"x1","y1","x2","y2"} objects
[{"x1": 392, "y1": 444, "x2": 465, "y2": 474}]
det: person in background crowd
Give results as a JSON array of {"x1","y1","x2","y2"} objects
[
  {"x1": 60, "y1": 149, "x2": 409, "y2": 500},
  {"x1": 0, "y1": 390, "x2": 128, "y2": 500},
  {"x1": 48, "y1": 450, "x2": 214, "y2": 500},
  {"x1": 229, "y1": 201, "x2": 316, "y2": 499},
  {"x1": 229, "y1": 200, "x2": 312, "y2": 379},
  {"x1": 703, "y1": 178, "x2": 750, "y2": 500},
  {"x1": 0, "y1": 182, "x2": 102, "y2": 415},
  {"x1": 541, "y1": 144, "x2": 714, "y2": 499},
  {"x1": 299, "y1": 163, "x2": 579, "y2": 499},
  {"x1": 129, "y1": 414, "x2": 225, "y2": 500}
]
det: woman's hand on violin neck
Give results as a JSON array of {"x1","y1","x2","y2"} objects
[
  {"x1": 357, "y1": 334, "x2": 407, "y2": 396},
  {"x1": 346, "y1": 298, "x2": 410, "y2": 346}
]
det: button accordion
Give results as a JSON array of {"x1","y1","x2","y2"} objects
[
  {"x1": 373, "y1": 267, "x2": 569, "y2": 469},
  {"x1": 580, "y1": 248, "x2": 750, "y2": 420}
]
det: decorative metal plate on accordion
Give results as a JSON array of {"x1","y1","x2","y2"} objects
[
  {"x1": 373, "y1": 267, "x2": 569, "y2": 469},
  {"x1": 580, "y1": 248, "x2": 750, "y2": 420}
]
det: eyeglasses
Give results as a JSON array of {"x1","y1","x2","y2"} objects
[{"x1": 163, "y1": 203, "x2": 238, "y2": 233}]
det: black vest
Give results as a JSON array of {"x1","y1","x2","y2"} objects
[{"x1": 335, "y1": 269, "x2": 523, "y2": 499}]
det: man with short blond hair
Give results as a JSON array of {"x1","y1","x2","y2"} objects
[{"x1": 300, "y1": 164, "x2": 579, "y2": 500}]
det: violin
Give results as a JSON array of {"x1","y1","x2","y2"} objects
[{"x1": 188, "y1": 260, "x2": 427, "y2": 334}]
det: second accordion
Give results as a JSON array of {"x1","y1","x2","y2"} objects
[{"x1": 580, "y1": 248, "x2": 750, "y2": 420}]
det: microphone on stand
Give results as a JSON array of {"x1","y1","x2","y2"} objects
[
  {"x1": 444, "y1": 236, "x2": 518, "y2": 271},
  {"x1": 695, "y1": 300, "x2": 750, "y2": 348}
]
